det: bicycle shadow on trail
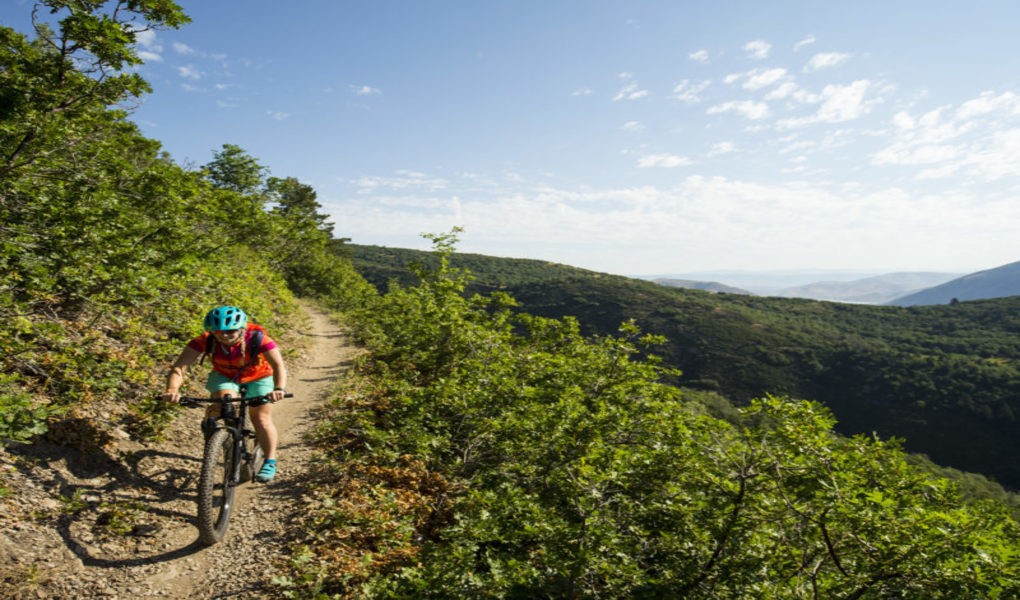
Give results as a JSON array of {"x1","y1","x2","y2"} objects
[{"x1": 9, "y1": 441, "x2": 213, "y2": 568}]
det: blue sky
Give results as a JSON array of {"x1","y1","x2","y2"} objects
[{"x1": 6, "y1": 1, "x2": 1020, "y2": 276}]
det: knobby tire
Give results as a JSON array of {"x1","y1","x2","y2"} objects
[
  {"x1": 197, "y1": 428, "x2": 235, "y2": 545},
  {"x1": 239, "y1": 435, "x2": 264, "y2": 484}
]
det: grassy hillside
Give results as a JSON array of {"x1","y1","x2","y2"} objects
[{"x1": 350, "y1": 244, "x2": 1020, "y2": 490}]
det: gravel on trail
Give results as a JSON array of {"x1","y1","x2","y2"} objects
[{"x1": 0, "y1": 305, "x2": 356, "y2": 599}]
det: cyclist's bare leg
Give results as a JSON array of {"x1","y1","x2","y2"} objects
[
  {"x1": 248, "y1": 403, "x2": 278, "y2": 460},
  {"x1": 204, "y1": 389, "x2": 234, "y2": 419}
]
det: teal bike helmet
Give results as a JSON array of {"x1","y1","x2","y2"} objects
[{"x1": 203, "y1": 306, "x2": 248, "y2": 331}]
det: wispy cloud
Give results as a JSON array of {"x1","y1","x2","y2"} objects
[
  {"x1": 267, "y1": 111, "x2": 291, "y2": 121},
  {"x1": 572, "y1": 87, "x2": 593, "y2": 96},
  {"x1": 622, "y1": 121, "x2": 645, "y2": 132},
  {"x1": 133, "y1": 29, "x2": 162, "y2": 61},
  {"x1": 689, "y1": 49, "x2": 710, "y2": 63},
  {"x1": 872, "y1": 92, "x2": 1020, "y2": 182},
  {"x1": 793, "y1": 35, "x2": 816, "y2": 52},
  {"x1": 352, "y1": 170, "x2": 449, "y2": 193},
  {"x1": 351, "y1": 85, "x2": 382, "y2": 96},
  {"x1": 707, "y1": 100, "x2": 770, "y2": 120},
  {"x1": 708, "y1": 142, "x2": 736, "y2": 157},
  {"x1": 329, "y1": 173, "x2": 1020, "y2": 273},
  {"x1": 744, "y1": 39, "x2": 771, "y2": 60},
  {"x1": 638, "y1": 153, "x2": 693, "y2": 168},
  {"x1": 777, "y1": 80, "x2": 879, "y2": 128},
  {"x1": 804, "y1": 52, "x2": 852, "y2": 72},
  {"x1": 613, "y1": 72, "x2": 648, "y2": 101},
  {"x1": 173, "y1": 42, "x2": 195, "y2": 55},
  {"x1": 765, "y1": 81, "x2": 800, "y2": 101},
  {"x1": 177, "y1": 65, "x2": 201, "y2": 79},
  {"x1": 744, "y1": 68, "x2": 789, "y2": 91},
  {"x1": 672, "y1": 79, "x2": 711, "y2": 104},
  {"x1": 955, "y1": 90, "x2": 1020, "y2": 119}
]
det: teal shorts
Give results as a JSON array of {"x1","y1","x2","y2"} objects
[{"x1": 205, "y1": 373, "x2": 275, "y2": 398}]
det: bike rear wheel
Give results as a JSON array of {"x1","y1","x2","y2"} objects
[{"x1": 197, "y1": 428, "x2": 236, "y2": 544}]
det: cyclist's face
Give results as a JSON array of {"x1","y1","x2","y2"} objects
[{"x1": 213, "y1": 329, "x2": 244, "y2": 343}]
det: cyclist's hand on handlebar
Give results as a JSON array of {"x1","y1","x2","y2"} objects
[
  {"x1": 162, "y1": 391, "x2": 181, "y2": 404},
  {"x1": 268, "y1": 389, "x2": 286, "y2": 403}
]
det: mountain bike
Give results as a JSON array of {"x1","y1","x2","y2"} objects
[{"x1": 180, "y1": 389, "x2": 292, "y2": 545}]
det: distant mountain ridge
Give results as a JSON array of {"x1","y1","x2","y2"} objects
[
  {"x1": 649, "y1": 271, "x2": 960, "y2": 304},
  {"x1": 653, "y1": 279, "x2": 752, "y2": 295},
  {"x1": 773, "y1": 272, "x2": 960, "y2": 304},
  {"x1": 889, "y1": 260, "x2": 1020, "y2": 306}
]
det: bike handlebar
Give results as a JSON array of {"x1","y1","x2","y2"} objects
[{"x1": 179, "y1": 393, "x2": 293, "y2": 408}]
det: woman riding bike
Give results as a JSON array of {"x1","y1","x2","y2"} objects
[{"x1": 162, "y1": 306, "x2": 288, "y2": 482}]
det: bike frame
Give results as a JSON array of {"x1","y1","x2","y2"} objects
[
  {"x1": 180, "y1": 389, "x2": 291, "y2": 544},
  {"x1": 183, "y1": 390, "x2": 254, "y2": 479}
]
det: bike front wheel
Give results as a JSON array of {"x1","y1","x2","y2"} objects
[
  {"x1": 239, "y1": 433, "x2": 264, "y2": 484},
  {"x1": 197, "y1": 428, "x2": 236, "y2": 544}
]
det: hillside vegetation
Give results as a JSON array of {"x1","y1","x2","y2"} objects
[
  {"x1": 273, "y1": 233, "x2": 1020, "y2": 598},
  {"x1": 3, "y1": 3, "x2": 1019, "y2": 598},
  {"x1": 0, "y1": 1, "x2": 373, "y2": 449},
  {"x1": 350, "y1": 244, "x2": 1020, "y2": 492}
]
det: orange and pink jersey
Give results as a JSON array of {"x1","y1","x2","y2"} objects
[{"x1": 187, "y1": 324, "x2": 278, "y2": 383}]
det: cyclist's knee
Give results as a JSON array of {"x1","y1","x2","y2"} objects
[{"x1": 248, "y1": 401, "x2": 271, "y2": 415}]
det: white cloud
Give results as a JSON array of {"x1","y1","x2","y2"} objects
[
  {"x1": 267, "y1": 111, "x2": 291, "y2": 121},
  {"x1": 744, "y1": 68, "x2": 788, "y2": 91},
  {"x1": 955, "y1": 91, "x2": 1020, "y2": 120},
  {"x1": 872, "y1": 143, "x2": 959, "y2": 166},
  {"x1": 134, "y1": 29, "x2": 158, "y2": 49},
  {"x1": 177, "y1": 65, "x2": 201, "y2": 79},
  {"x1": 572, "y1": 87, "x2": 593, "y2": 96},
  {"x1": 689, "y1": 49, "x2": 710, "y2": 63},
  {"x1": 707, "y1": 100, "x2": 770, "y2": 121},
  {"x1": 351, "y1": 85, "x2": 382, "y2": 96},
  {"x1": 133, "y1": 29, "x2": 162, "y2": 61},
  {"x1": 672, "y1": 79, "x2": 711, "y2": 104},
  {"x1": 328, "y1": 173, "x2": 1020, "y2": 274},
  {"x1": 707, "y1": 142, "x2": 736, "y2": 157},
  {"x1": 173, "y1": 42, "x2": 195, "y2": 55},
  {"x1": 777, "y1": 80, "x2": 878, "y2": 128},
  {"x1": 804, "y1": 52, "x2": 852, "y2": 72},
  {"x1": 613, "y1": 73, "x2": 648, "y2": 101},
  {"x1": 794, "y1": 35, "x2": 816, "y2": 52},
  {"x1": 871, "y1": 91, "x2": 1020, "y2": 181},
  {"x1": 352, "y1": 171, "x2": 449, "y2": 193},
  {"x1": 622, "y1": 121, "x2": 645, "y2": 132},
  {"x1": 638, "y1": 154, "x2": 693, "y2": 168},
  {"x1": 744, "y1": 39, "x2": 771, "y2": 60},
  {"x1": 765, "y1": 81, "x2": 799, "y2": 101}
]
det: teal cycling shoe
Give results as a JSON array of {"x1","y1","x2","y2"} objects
[{"x1": 255, "y1": 459, "x2": 277, "y2": 482}]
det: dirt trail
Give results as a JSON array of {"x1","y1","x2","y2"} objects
[{"x1": 0, "y1": 303, "x2": 356, "y2": 599}]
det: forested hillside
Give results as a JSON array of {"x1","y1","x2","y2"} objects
[
  {"x1": 2, "y1": 3, "x2": 1019, "y2": 598},
  {"x1": 350, "y1": 244, "x2": 1020, "y2": 492},
  {"x1": 277, "y1": 234, "x2": 1020, "y2": 598}
]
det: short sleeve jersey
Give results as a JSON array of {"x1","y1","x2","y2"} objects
[{"x1": 187, "y1": 324, "x2": 278, "y2": 383}]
